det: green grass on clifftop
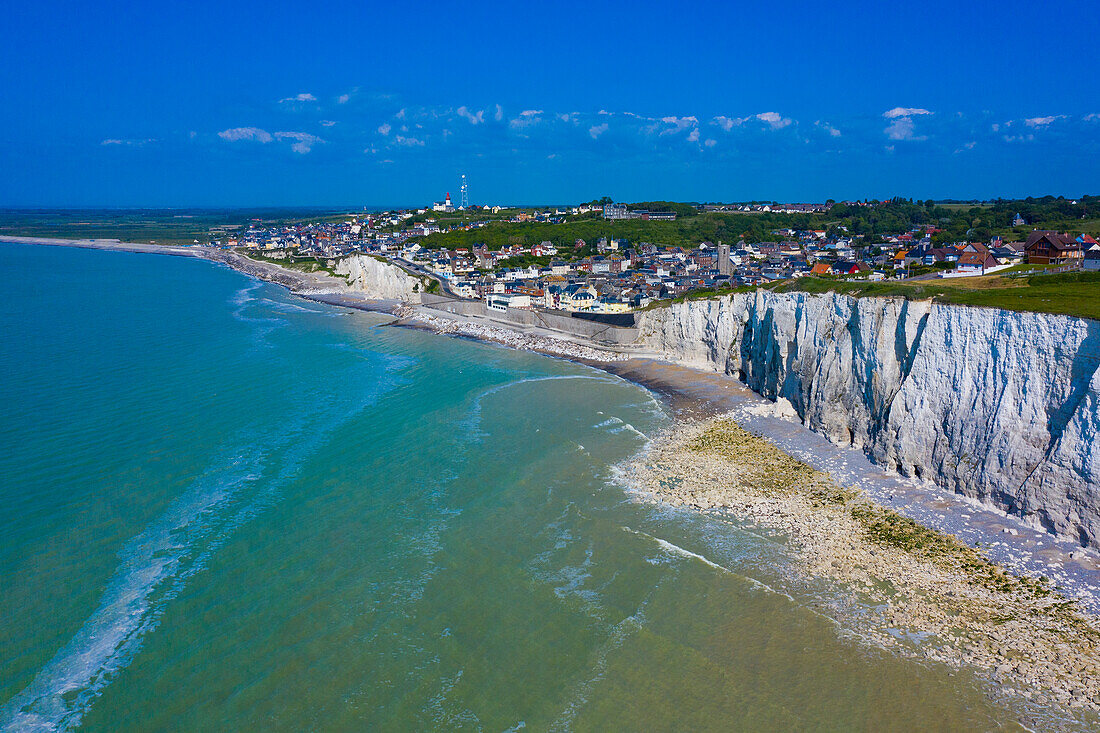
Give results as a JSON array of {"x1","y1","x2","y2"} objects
[{"x1": 773, "y1": 271, "x2": 1100, "y2": 321}]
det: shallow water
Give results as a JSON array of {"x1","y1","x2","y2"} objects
[{"x1": 1, "y1": 243, "x2": 1024, "y2": 730}]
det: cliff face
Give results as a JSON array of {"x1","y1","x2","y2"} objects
[
  {"x1": 638, "y1": 292, "x2": 1100, "y2": 548},
  {"x1": 336, "y1": 255, "x2": 424, "y2": 302}
]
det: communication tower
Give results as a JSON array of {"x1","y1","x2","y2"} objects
[{"x1": 460, "y1": 174, "x2": 469, "y2": 210}]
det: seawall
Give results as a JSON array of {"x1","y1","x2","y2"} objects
[
  {"x1": 420, "y1": 294, "x2": 640, "y2": 346},
  {"x1": 636, "y1": 291, "x2": 1100, "y2": 548}
]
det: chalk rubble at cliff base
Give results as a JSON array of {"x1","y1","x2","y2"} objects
[
  {"x1": 402, "y1": 308, "x2": 628, "y2": 362},
  {"x1": 622, "y1": 414, "x2": 1100, "y2": 720}
]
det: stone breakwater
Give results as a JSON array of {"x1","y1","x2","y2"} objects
[
  {"x1": 623, "y1": 416, "x2": 1100, "y2": 723},
  {"x1": 637, "y1": 291, "x2": 1100, "y2": 549}
]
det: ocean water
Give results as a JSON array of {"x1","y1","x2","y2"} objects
[{"x1": 0, "y1": 242, "x2": 1017, "y2": 730}]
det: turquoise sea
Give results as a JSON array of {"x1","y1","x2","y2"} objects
[{"x1": 0, "y1": 243, "x2": 1017, "y2": 730}]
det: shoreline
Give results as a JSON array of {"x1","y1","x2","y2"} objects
[
  {"x1": 621, "y1": 416, "x2": 1100, "y2": 725},
  {"x1": 5, "y1": 237, "x2": 1098, "y2": 576},
  {"x1": 7, "y1": 235, "x2": 1100, "y2": 719}
]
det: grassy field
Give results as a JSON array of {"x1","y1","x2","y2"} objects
[
  {"x1": 237, "y1": 250, "x2": 343, "y2": 278},
  {"x1": 0, "y1": 208, "x2": 356, "y2": 245},
  {"x1": 774, "y1": 271, "x2": 1100, "y2": 320},
  {"x1": 643, "y1": 270, "x2": 1100, "y2": 320}
]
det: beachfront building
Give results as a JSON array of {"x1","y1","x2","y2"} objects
[{"x1": 486, "y1": 293, "x2": 532, "y2": 312}]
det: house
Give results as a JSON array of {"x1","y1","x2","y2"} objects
[
  {"x1": 561, "y1": 283, "x2": 598, "y2": 311},
  {"x1": 453, "y1": 281, "x2": 478, "y2": 298},
  {"x1": 1024, "y1": 231, "x2": 1083, "y2": 265},
  {"x1": 955, "y1": 251, "x2": 1000, "y2": 273},
  {"x1": 991, "y1": 245, "x2": 1025, "y2": 264},
  {"x1": 1084, "y1": 243, "x2": 1100, "y2": 272},
  {"x1": 810, "y1": 262, "x2": 833, "y2": 276},
  {"x1": 929, "y1": 247, "x2": 960, "y2": 265},
  {"x1": 832, "y1": 261, "x2": 869, "y2": 276},
  {"x1": 594, "y1": 297, "x2": 631, "y2": 313},
  {"x1": 904, "y1": 244, "x2": 932, "y2": 267}
]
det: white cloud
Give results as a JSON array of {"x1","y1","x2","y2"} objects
[
  {"x1": 100, "y1": 138, "x2": 155, "y2": 146},
  {"x1": 1085, "y1": 113, "x2": 1100, "y2": 122},
  {"x1": 817, "y1": 122, "x2": 841, "y2": 137},
  {"x1": 377, "y1": 123, "x2": 391, "y2": 136},
  {"x1": 395, "y1": 108, "x2": 406, "y2": 119},
  {"x1": 954, "y1": 141, "x2": 977, "y2": 153},
  {"x1": 1025, "y1": 115, "x2": 1063, "y2": 128},
  {"x1": 712, "y1": 115, "x2": 741, "y2": 131},
  {"x1": 589, "y1": 123, "x2": 608, "y2": 139},
  {"x1": 279, "y1": 93, "x2": 317, "y2": 104},
  {"x1": 659, "y1": 116, "x2": 698, "y2": 135},
  {"x1": 320, "y1": 120, "x2": 336, "y2": 127},
  {"x1": 219, "y1": 127, "x2": 321, "y2": 152},
  {"x1": 883, "y1": 107, "x2": 932, "y2": 118},
  {"x1": 273, "y1": 131, "x2": 322, "y2": 153},
  {"x1": 687, "y1": 128, "x2": 700, "y2": 142},
  {"x1": 337, "y1": 93, "x2": 351, "y2": 104},
  {"x1": 884, "y1": 117, "x2": 927, "y2": 141},
  {"x1": 456, "y1": 106, "x2": 485, "y2": 124},
  {"x1": 494, "y1": 104, "x2": 504, "y2": 122},
  {"x1": 394, "y1": 135, "x2": 425, "y2": 146},
  {"x1": 755, "y1": 112, "x2": 792, "y2": 129},
  {"x1": 510, "y1": 109, "x2": 543, "y2": 128},
  {"x1": 218, "y1": 127, "x2": 274, "y2": 143},
  {"x1": 704, "y1": 138, "x2": 717, "y2": 147}
]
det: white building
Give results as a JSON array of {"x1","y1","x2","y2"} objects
[
  {"x1": 486, "y1": 293, "x2": 531, "y2": 311},
  {"x1": 433, "y1": 193, "x2": 455, "y2": 213}
]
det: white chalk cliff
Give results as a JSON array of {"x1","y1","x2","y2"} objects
[
  {"x1": 637, "y1": 291, "x2": 1100, "y2": 548},
  {"x1": 336, "y1": 255, "x2": 424, "y2": 302}
]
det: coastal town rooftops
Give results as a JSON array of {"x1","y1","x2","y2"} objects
[{"x1": 1025, "y1": 230, "x2": 1082, "y2": 252}]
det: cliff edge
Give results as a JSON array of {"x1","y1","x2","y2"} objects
[{"x1": 637, "y1": 291, "x2": 1100, "y2": 548}]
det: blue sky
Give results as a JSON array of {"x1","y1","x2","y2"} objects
[{"x1": 2, "y1": 0, "x2": 1098, "y2": 207}]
